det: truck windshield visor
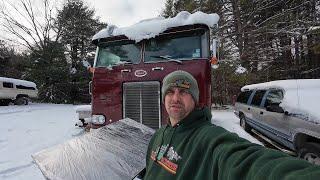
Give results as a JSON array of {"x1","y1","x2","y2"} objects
[
  {"x1": 144, "y1": 29, "x2": 209, "y2": 63},
  {"x1": 95, "y1": 41, "x2": 140, "y2": 67}
]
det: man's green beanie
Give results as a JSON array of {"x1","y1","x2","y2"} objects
[{"x1": 162, "y1": 70, "x2": 199, "y2": 103}]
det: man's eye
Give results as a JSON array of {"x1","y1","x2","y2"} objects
[
  {"x1": 180, "y1": 89, "x2": 188, "y2": 95},
  {"x1": 166, "y1": 90, "x2": 174, "y2": 95}
]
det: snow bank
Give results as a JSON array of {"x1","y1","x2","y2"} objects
[
  {"x1": 211, "y1": 110, "x2": 263, "y2": 145},
  {"x1": 241, "y1": 79, "x2": 320, "y2": 123},
  {"x1": 0, "y1": 77, "x2": 37, "y2": 88},
  {"x1": 93, "y1": 11, "x2": 219, "y2": 42},
  {"x1": 75, "y1": 105, "x2": 91, "y2": 112}
]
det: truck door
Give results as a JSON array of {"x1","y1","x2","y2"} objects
[
  {"x1": 260, "y1": 89, "x2": 292, "y2": 146},
  {"x1": 248, "y1": 90, "x2": 266, "y2": 126}
]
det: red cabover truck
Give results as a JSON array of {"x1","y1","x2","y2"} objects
[{"x1": 80, "y1": 11, "x2": 219, "y2": 129}]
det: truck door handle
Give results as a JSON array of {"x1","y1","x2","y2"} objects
[
  {"x1": 260, "y1": 111, "x2": 263, "y2": 115},
  {"x1": 152, "y1": 67, "x2": 164, "y2": 71},
  {"x1": 121, "y1": 69, "x2": 131, "y2": 73}
]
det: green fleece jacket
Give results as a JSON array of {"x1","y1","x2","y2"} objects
[{"x1": 143, "y1": 107, "x2": 320, "y2": 180}]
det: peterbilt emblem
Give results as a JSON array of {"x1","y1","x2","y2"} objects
[{"x1": 134, "y1": 70, "x2": 147, "y2": 77}]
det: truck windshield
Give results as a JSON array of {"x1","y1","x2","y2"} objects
[
  {"x1": 144, "y1": 29, "x2": 209, "y2": 63},
  {"x1": 95, "y1": 41, "x2": 141, "y2": 67}
]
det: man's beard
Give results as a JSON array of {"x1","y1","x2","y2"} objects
[{"x1": 168, "y1": 103, "x2": 187, "y2": 121}]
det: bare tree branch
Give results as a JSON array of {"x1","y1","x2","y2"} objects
[{"x1": 0, "y1": 0, "x2": 58, "y2": 51}]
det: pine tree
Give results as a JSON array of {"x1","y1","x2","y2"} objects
[
  {"x1": 162, "y1": 0, "x2": 175, "y2": 17},
  {"x1": 26, "y1": 41, "x2": 70, "y2": 103},
  {"x1": 55, "y1": 0, "x2": 106, "y2": 103},
  {"x1": 0, "y1": 40, "x2": 26, "y2": 78}
]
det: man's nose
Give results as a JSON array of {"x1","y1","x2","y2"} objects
[{"x1": 172, "y1": 90, "x2": 181, "y2": 102}]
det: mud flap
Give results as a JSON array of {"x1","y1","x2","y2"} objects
[{"x1": 32, "y1": 118, "x2": 155, "y2": 180}]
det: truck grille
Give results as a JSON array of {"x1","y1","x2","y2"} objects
[{"x1": 123, "y1": 82, "x2": 161, "y2": 129}]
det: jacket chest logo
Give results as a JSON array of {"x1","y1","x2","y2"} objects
[
  {"x1": 167, "y1": 146, "x2": 182, "y2": 161},
  {"x1": 151, "y1": 145, "x2": 181, "y2": 175}
]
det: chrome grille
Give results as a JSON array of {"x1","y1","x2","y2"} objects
[{"x1": 123, "y1": 82, "x2": 160, "y2": 129}]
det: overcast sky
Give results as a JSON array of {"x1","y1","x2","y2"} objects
[
  {"x1": 86, "y1": 0, "x2": 166, "y2": 27},
  {"x1": 0, "y1": 0, "x2": 167, "y2": 50}
]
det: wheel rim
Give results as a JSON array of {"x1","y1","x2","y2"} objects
[{"x1": 304, "y1": 153, "x2": 320, "y2": 165}]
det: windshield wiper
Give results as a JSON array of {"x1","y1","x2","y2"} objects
[
  {"x1": 121, "y1": 61, "x2": 132, "y2": 64},
  {"x1": 150, "y1": 55, "x2": 182, "y2": 64}
]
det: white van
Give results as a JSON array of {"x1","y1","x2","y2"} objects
[{"x1": 0, "y1": 77, "x2": 38, "y2": 105}]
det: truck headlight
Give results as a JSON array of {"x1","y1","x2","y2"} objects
[{"x1": 92, "y1": 115, "x2": 106, "y2": 124}]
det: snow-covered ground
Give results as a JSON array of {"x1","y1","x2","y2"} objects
[
  {"x1": 0, "y1": 104, "x2": 82, "y2": 180},
  {"x1": 211, "y1": 108, "x2": 262, "y2": 145},
  {"x1": 0, "y1": 104, "x2": 260, "y2": 180}
]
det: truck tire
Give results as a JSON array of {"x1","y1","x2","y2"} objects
[
  {"x1": 0, "y1": 99, "x2": 11, "y2": 106},
  {"x1": 14, "y1": 97, "x2": 29, "y2": 105},
  {"x1": 240, "y1": 115, "x2": 251, "y2": 133},
  {"x1": 298, "y1": 142, "x2": 320, "y2": 165}
]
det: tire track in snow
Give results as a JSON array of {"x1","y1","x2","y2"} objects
[{"x1": 0, "y1": 162, "x2": 33, "y2": 176}]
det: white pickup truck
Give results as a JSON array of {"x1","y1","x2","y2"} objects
[{"x1": 0, "y1": 77, "x2": 38, "y2": 105}]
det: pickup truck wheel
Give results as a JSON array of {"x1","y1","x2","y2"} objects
[
  {"x1": 0, "y1": 101, "x2": 7, "y2": 106},
  {"x1": 14, "y1": 97, "x2": 29, "y2": 105},
  {"x1": 298, "y1": 143, "x2": 320, "y2": 165},
  {"x1": 0, "y1": 100, "x2": 11, "y2": 106},
  {"x1": 240, "y1": 115, "x2": 251, "y2": 133}
]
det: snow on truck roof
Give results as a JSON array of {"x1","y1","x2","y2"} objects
[
  {"x1": 241, "y1": 79, "x2": 320, "y2": 92},
  {"x1": 0, "y1": 77, "x2": 37, "y2": 88},
  {"x1": 92, "y1": 11, "x2": 219, "y2": 43}
]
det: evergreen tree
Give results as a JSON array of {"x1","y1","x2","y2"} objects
[
  {"x1": 0, "y1": 40, "x2": 26, "y2": 78},
  {"x1": 0, "y1": 40, "x2": 11, "y2": 77},
  {"x1": 162, "y1": 0, "x2": 175, "y2": 18},
  {"x1": 26, "y1": 41, "x2": 70, "y2": 103},
  {"x1": 55, "y1": 0, "x2": 106, "y2": 103}
]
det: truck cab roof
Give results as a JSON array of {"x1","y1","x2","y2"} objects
[{"x1": 92, "y1": 11, "x2": 219, "y2": 45}]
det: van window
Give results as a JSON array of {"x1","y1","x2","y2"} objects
[
  {"x1": 236, "y1": 91, "x2": 252, "y2": 104},
  {"x1": 251, "y1": 90, "x2": 266, "y2": 106},
  {"x1": 16, "y1": 85, "x2": 36, "y2": 90},
  {"x1": 264, "y1": 90, "x2": 283, "y2": 107},
  {"x1": 3, "y1": 82, "x2": 14, "y2": 88}
]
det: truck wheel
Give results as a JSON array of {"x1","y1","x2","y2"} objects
[
  {"x1": 0, "y1": 100, "x2": 11, "y2": 106},
  {"x1": 14, "y1": 97, "x2": 29, "y2": 105},
  {"x1": 298, "y1": 143, "x2": 320, "y2": 165},
  {"x1": 240, "y1": 115, "x2": 251, "y2": 133}
]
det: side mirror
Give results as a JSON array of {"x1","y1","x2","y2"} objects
[
  {"x1": 210, "y1": 37, "x2": 219, "y2": 66},
  {"x1": 89, "y1": 81, "x2": 92, "y2": 95},
  {"x1": 266, "y1": 105, "x2": 284, "y2": 113}
]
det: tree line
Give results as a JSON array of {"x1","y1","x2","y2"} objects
[
  {"x1": 1, "y1": 0, "x2": 319, "y2": 105},
  {"x1": 0, "y1": 0, "x2": 105, "y2": 104}
]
